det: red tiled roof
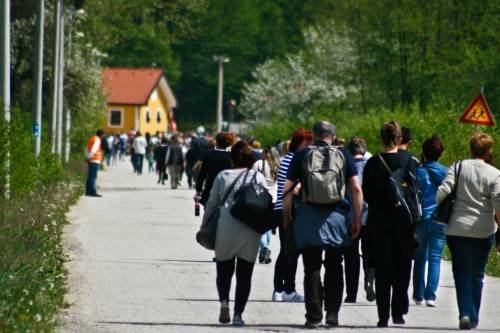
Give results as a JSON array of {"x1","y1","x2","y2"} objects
[{"x1": 102, "y1": 68, "x2": 163, "y2": 105}]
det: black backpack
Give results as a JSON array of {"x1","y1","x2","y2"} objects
[
  {"x1": 230, "y1": 169, "x2": 275, "y2": 234},
  {"x1": 378, "y1": 154, "x2": 422, "y2": 226}
]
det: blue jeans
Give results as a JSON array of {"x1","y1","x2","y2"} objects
[
  {"x1": 412, "y1": 219, "x2": 446, "y2": 301},
  {"x1": 85, "y1": 162, "x2": 99, "y2": 195},
  {"x1": 261, "y1": 230, "x2": 271, "y2": 249},
  {"x1": 447, "y1": 235, "x2": 494, "y2": 325}
]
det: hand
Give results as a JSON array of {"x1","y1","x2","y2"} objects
[
  {"x1": 293, "y1": 182, "x2": 301, "y2": 196},
  {"x1": 193, "y1": 193, "x2": 202, "y2": 203},
  {"x1": 350, "y1": 220, "x2": 361, "y2": 240}
]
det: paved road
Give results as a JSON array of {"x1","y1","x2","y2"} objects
[{"x1": 60, "y1": 160, "x2": 500, "y2": 332}]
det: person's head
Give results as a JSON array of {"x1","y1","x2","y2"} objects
[
  {"x1": 251, "y1": 140, "x2": 261, "y2": 150},
  {"x1": 289, "y1": 128, "x2": 313, "y2": 153},
  {"x1": 421, "y1": 135, "x2": 444, "y2": 162},
  {"x1": 136, "y1": 131, "x2": 142, "y2": 137},
  {"x1": 215, "y1": 132, "x2": 234, "y2": 149},
  {"x1": 96, "y1": 129, "x2": 105, "y2": 138},
  {"x1": 161, "y1": 136, "x2": 168, "y2": 144},
  {"x1": 145, "y1": 132, "x2": 151, "y2": 139},
  {"x1": 347, "y1": 136, "x2": 367, "y2": 157},
  {"x1": 470, "y1": 132, "x2": 494, "y2": 162},
  {"x1": 399, "y1": 127, "x2": 412, "y2": 150},
  {"x1": 171, "y1": 134, "x2": 179, "y2": 144},
  {"x1": 208, "y1": 138, "x2": 216, "y2": 150},
  {"x1": 312, "y1": 121, "x2": 335, "y2": 144},
  {"x1": 231, "y1": 141, "x2": 256, "y2": 168},
  {"x1": 380, "y1": 121, "x2": 402, "y2": 148}
]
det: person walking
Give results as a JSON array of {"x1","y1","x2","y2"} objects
[
  {"x1": 85, "y1": 129, "x2": 105, "y2": 197},
  {"x1": 362, "y1": 121, "x2": 420, "y2": 327},
  {"x1": 342, "y1": 136, "x2": 374, "y2": 303},
  {"x1": 154, "y1": 137, "x2": 169, "y2": 185},
  {"x1": 437, "y1": 132, "x2": 500, "y2": 330},
  {"x1": 166, "y1": 134, "x2": 184, "y2": 189},
  {"x1": 283, "y1": 121, "x2": 363, "y2": 328},
  {"x1": 412, "y1": 135, "x2": 448, "y2": 307},
  {"x1": 132, "y1": 131, "x2": 147, "y2": 175},
  {"x1": 195, "y1": 132, "x2": 234, "y2": 206},
  {"x1": 202, "y1": 141, "x2": 267, "y2": 327},
  {"x1": 253, "y1": 146, "x2": 280, "y2": 264},
  {"x1": 272, "y1": 128, "x2": 312, "y2": 303}
]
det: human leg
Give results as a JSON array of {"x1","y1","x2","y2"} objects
[
  {"x1": 234, "y1": 257, "x2": 255, "y2": 315},
  {"x1": 324, "y1": 247, "x2": 344, "y2": 317},
  {"x1": 469, "y1": 235, "x2": 494, "y2": 326},
  {"x1": 302, "y1": 247, "x2": 324, "y2": 324},
  {"x1": 360, "y1": 226, "x2": 375, "y2": 301},
  {"x1": 342, "y1": 238, "x2": 360, "y2": 302},
  {"x1": 412, "y1": 223, "x2": 430, "y2": 302},
  {"x1": 274, "y1": 223, "x2": 286, "y2": 294},
  {"x1": 391, "y1": 249, "x2": 412, "y2": 319},
  {"x1": 424, "y1": 221, "x2": 446, "y2": 302},
  {"x1": 216, "y1": 258, "x2": 236, "y2": 303}
]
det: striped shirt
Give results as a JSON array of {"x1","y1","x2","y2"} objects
[{"x1": 274, "y1": 152, "x2": 294, "y2": 211}]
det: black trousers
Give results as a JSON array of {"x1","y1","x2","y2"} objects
[
  {"x1": 273, "y1": 216, "x2": 299, "y2": 293},
  {"x1": 373, "y1": 229, "x2": 413, "y2": 321},
  {"x1": 302, "y1": 247, "x2": 344, "y2": 323},
  {"x1": 216, "y1": 257, "x2": 255, "y2": 314}
]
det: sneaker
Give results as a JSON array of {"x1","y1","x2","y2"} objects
[
  {"x1": 283, "y1": 291, "x2": 304, "y2": 302},
  {"x1": 232, "y1": 313, "x2": 245, "y2": 327},
  {"x1": 258, "y1": 250, "x2": 265, "y2": 264},
  {"x1": 264, "y1": 248, "x2": 272, "y2": 264},
  {"x1": 272, "y1": 291, "x2": 283, "y2": 302},
  {"x1": 218, "y1": 302, "x2": 230, "y2": 324},
  {"x1": 365, "y1": 285, "x2": 376, "y2": 302},
  {"x1": 305, "y1": 320, "x2": 321, "y2": 329},
  {"x1": 425, "y1": 300, "x2": 437, "y2": 307},
  {"x1": 459, "y1": 316, "x2": 471, "y2": 330},
  {"x1": 325, "y1": 312, "x2": 339, "y2": 327},
  {"x1": 393, "y1": 316, "x2": 405, "y2": 325},
  {"x1": 413, "y1": 297, "x2": 423, "y2": 305}
]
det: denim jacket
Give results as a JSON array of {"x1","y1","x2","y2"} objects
[{"x1": 417, "y1": 161, "x2": 448, "y2": 221}]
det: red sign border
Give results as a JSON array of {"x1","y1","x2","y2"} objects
[{"x1": 459, "y1": 94, "x2": 496, "y2": 126}]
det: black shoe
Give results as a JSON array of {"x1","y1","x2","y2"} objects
[
  {"x1": 365, "y1": 285, "x2": 376, "y2": 302},
  {"x1": 86, "y1": 193, "x2": 102, "y2": 198},
  {"x1": 393, "y1": 316, "x2": 405, "y2": 325},
  {"x1": 218, "y1": 302, "x2": 230, "y2": 324},
  {"x1": 305, "y1": 320, "x2": 321, "y2": 329},
  {"x1": 344, "y1": 296, "x2": 356, "y2": 303},
  {"x1": 325, "y1": 312, "x2": 339, "y2": 327},
  {"x1": 377, "y1": 319, "x2": 388, "y2": 328}
]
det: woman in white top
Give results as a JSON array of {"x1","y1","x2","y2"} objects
[
  {"x1": 253, "y1": 146, "x2": 280, "y2": 264},
  {"x1": 437, "y1": 132, "x2": 500, "y2": 330}
]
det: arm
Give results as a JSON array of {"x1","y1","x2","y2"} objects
[
  {"x1": 282, "y1": 179, "x2": 295, "y2": 231},
  {"x1": 436, "y1": 163, "x2": 456, "y2": 204},
  {"x1": 201, "y1": 174, "x2": 222, "y2": 225},
  {"x1": 349, "y1": 175, "x2": 363, "y2": 239},
  {"x1": 85, "y1": 137, "x2": 100, "y2": 161},
  {"x1": 195, "y1": 156, "x2": 208, "y2": 193}
]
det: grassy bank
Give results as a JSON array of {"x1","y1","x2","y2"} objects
[{"x1": 0, "y1": 110, "x2": 85, "y2": 332}]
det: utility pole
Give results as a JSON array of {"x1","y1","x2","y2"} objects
[
  {"x1": 0, "y1": 0, "x2": 10, "y2": 199},
  {"x1": 56, "y1": 1, "x2": 65, "y2": 157},
  {"x1": 213, "y1": 55, "x2": 229, "y2": 133},
  {"x1": 50, "y1": 0, "x2": 62, "y2": 153},
  {"x1": 33, "y1": 0, "x2": 44, "y2": 157}
]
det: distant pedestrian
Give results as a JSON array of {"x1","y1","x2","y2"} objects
[
  {"x1": 272, "y1": 128, "x2": 312, "y2": 303},
  {"x1": 104, "y1": 134, "x2": 115, "y2": 167},
  {"x1": 283, "y1": 121, "x2": 363, "y2": 328},
  {"x1": 412, "y1": 135, "x2": 448, "y2": 307},
  {"x1": 195, "y1": 132, "x2": 234, "y2": 206},
  {"x1": 437, "y1": 132, "x2": 500, "y2": 330},
  {"x1": 166, "y1": 134, "x2": 184, "y2": 189},
  {"x1": 132, "y1": 131, "x2": 147, "y2": 175},
  {"x1": 362, "y1": 121, "x2": 420, "y2": 327},
  {"x1": 85, "y1": 129, "x2": 105, "y2": 197},
  {"x1": 202, "y1": 141, "x2": 266, "y2": 327},
  {"x1": 155, "y1": 137, "x2": 169, "y2": 185}
]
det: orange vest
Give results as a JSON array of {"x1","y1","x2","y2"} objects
[{"x1": 86, "y1": 135, "x2": 102, "y2": 162}]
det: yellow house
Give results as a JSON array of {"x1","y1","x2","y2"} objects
[{"x1": 102, "y1": 68, "x2": 178, "y2": 134}]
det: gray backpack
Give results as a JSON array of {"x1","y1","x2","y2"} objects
[{"x1": 301, "y1": 145, "x2": 346, "y2": 205}]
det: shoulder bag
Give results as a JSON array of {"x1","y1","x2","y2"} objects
[{"x1": 432, "y1": 160, "x2": 462, "y2": 224}]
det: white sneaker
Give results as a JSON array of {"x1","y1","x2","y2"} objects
[
  {"x1": 413, "y1": 297, "x2": 423, "y2": 305},
  {"x1": 272, "y1": 291, "x2": 283, "y2": 302},
  {"x1": 283, "y1": 291, "x2": 304, "y2": 302},
  {"x1": 425, "y1": 300, "x2": 437, "y2": 307}
]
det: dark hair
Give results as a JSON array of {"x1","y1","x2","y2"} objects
[
  {"x1": 96, "y1": 129, "x2": 105, "y2": 136},
  {"x1": 347, "y1": 136, "x2": 367, "y2": 156},
  {"x1": 289, "y1": 128, "x2": 313, "y2": 153},
  {"x1": 231, "y1": 141, "x2": 255, "y2": 168},
  {"x1": 216, "y1": 132, "x2": 234, "y2": 149},
  {"x1": 422, "y1": 135, "x2": 444, "y2": 161},
  {"x1": 380, "y1": 121, "x2": 402, "y2": 148},
  {"x1": 312, "y1": 121, "x2": 335, "y2": 139},
  {"x1": 136, "y1": 131, "x2": 142, "y2": 137},
  {"x1": 161, "y1": 136, "x2": 168, "y2": 144},
  {"x1": 401, "y1": 127, "x2": 412, "y2": 145}
]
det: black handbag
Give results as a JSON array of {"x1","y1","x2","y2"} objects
[
  {"x1": 196, "y1": 171, "x2": 244, "y2": 250},
  {"x1": 433, "y1": 160, "x2": 462, "y2": 224},
  {"x1": 230, "y1": 169, "x2": 274, "y2": 234}
]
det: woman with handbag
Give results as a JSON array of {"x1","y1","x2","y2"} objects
[
  {"x1": 412, "y1": 135, "x2": 448, "y2": 307},
  {"x1": 201, "y1": 141, "x2": 267, "y2": 327},
  {"x1": 437, "y1": 132, "x2": 500, "y2": 330}
]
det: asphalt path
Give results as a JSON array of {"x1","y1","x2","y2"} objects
[{"x1": 59, "y1": 159, "x2": 500, "y2": 332}]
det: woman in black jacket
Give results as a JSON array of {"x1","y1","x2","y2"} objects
[{"x1": 362, "y1": 121, "x2": 419, "y2": 328}]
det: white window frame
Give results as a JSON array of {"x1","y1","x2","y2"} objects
[
  {"x1": 156, "y1": 109, "x2": 162, "y2": 123},
  {"x1": 108, "y1": 109, "x2": 123, "y2": 128}
]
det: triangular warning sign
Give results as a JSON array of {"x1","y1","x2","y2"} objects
[{"x1": 459, "y1": 94, "x2": 495, "y2": 126}]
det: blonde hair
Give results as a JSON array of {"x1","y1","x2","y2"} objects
[{"x1": 470, "y1": 132, "x2": 494, "y2": 159}]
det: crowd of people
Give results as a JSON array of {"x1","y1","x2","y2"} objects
[{"x1": 84, "y1": 120, "x2": 500, "y2": 330}]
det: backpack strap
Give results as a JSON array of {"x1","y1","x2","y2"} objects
[{"x1": 378, "y1": 154, "x2": 392, "y2": 173}]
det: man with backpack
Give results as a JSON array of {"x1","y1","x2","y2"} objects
[{"x1": 283, "y1": 121, "x2": 363, "y2": 329}]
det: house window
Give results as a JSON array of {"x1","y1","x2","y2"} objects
[
  {"x1": 109, "y1": 109, "x2": 122, "y2": 127},
  {"x1": 145, "y1": 109, "x2": 151, "y2": 123},
  {"x1": 156, "y1": 110, "x2": 162, "y2": 123}
]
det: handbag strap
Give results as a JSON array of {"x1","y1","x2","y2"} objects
[
  {"x1": 220, "y1": 170, "x2": 246, "y2": 205},
  {"x1": 451, "y1": 160, "x2": 463, "y2": 199}
]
